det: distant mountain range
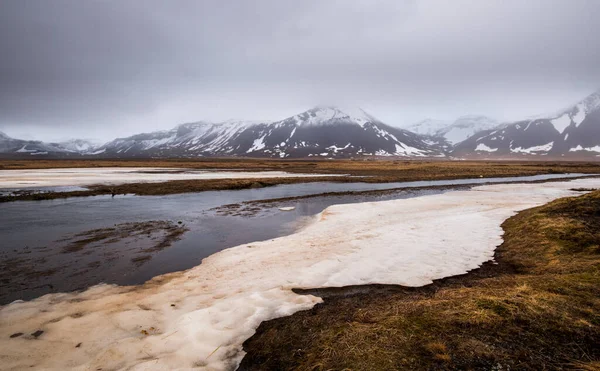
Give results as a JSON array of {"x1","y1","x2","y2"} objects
[
  {"x1": 95, "y1": 106, "x2": 443, "y2": 158},
  {"x1": 0, "y1": 131, "x2": 99, "y2": 156},
  {"x1": 454, "y1": 90, "x2": 600, "y2": 158},
  {"x1": 1, "y1": 89, "x2": 599, "y2": 159}
]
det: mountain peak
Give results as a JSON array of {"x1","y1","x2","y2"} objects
[{"x1": 293, "y1": 105, "x2": 377, "y2": 127}]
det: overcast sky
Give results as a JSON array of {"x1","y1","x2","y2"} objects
[{"x1": 1, "y1": 0, "x2": 599, "y2": 142}]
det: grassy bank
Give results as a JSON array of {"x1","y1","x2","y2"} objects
[
  {"x1": 240, "y1": 190, "x2": 600, "y2": 370},
  {"x1": 1, "y1": 159, "x2": 600, "y2": 202},
  {"x1": 2, "y1": 158, "x2": 600, "y2": 178}
]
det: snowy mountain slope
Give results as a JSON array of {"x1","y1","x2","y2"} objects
[
  {"x1": 52, "y1": 139, "x2": 100, "y2": 153},
  {"x1": 404, "y1": 119, "x2": 452, "y2": 136},
  {"x1": 453, "y1": 89, "x2": 600, "y2": 157},
  {"x1": 98, "y1": 106, "x2": 445, "y2": 158},
  {"x1": 0, "y1": 132, "x2": 101, "y2": 156},
  {"x1": 0, "y1": 132, "x2": 68, "y2": 155},
  {"x1": 405, "y1": 115, "x2": 500, "y2": 145},
  {"x1": 98, "y1": 120, "x2": 263, "y2": 156},
  {"x1": 438, "y1": 115, "x2": 500, "y2": 145}
]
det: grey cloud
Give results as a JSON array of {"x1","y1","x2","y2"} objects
[{"x1": 0, "y1": 0, "x2": 599, "y2": 141}]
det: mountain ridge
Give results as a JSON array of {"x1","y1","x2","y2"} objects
[
  {"x1": 95, "y1": 106, "x2": 445, "y2": 158},
  {"x1": 2, "y1": 90, "x2": 600, "y2": 159},
  {"x1": 405, "y1": 115, "x2": 500, "y2": 146},
  {"x1": 453, "y1": 89, "x2": 600, "y2": 158}
]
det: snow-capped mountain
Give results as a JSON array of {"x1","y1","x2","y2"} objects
[
  {"x1": 52, "y1": 139, "x2": 100, "y2": 154},
  {"x1": 406, "y1": 115, "x2": 500, "y2": 145},
  {"x1": 453, "y1": 90, "x2": 600, "y2": 157},
  {"x1": 404, "y1": 119, "x2": 452, "y2": 137},
  {"x1": 0, "y1": 132, "x2": 66, "y2": 155},
  {"x1": 98, "y1": 106, "x2": 445, "y2": 158},
  {"x1": 0, "y1": 132, "x2": 100, "y2": 156},
  {"x1": 97, "y1": 120, "x2": 259, "y2": 157},
  {"x1": 5, "y1": 90, "x2": 600, "y2": 159}
]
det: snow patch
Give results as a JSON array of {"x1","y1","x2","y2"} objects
[
  {"x1": 0, "y1": 168, "x2": 343, "y2": 189},
  {"x1": 395, "y1": 143, "x2": 427, "y2": 156},
  {"x1": 511, "y1": 142, "x2": 554, "y2": 154},
  {"x1": 475, "y1": 143, "x2": 498, "y2": 152},
  {"x1": 247, "y1": 135, "x2": 266, "y2": 152},
  {"x1": 550, "y1": 114, "x2": 571, "y2": 133},
  {"x1": 326, "y1": 144, "x2": 351, "y2": 152},
  {"x1": 569, "y1": 145, "x2": 600, "y2": 153},
  {"x1": 15, "y1": 145, "x2": 37, "y2": 153}
]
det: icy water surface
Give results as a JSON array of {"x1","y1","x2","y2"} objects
[{"x1": 0, "y1": 173, "x2": 592, "y2": 303}]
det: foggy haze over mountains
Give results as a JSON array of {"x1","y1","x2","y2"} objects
[{"x1": 1, "y1": 0, "x2": 599, "y2": 142}]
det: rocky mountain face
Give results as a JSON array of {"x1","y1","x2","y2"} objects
[
  {"x1": 96, "y1": 107, "x2": 445, "y2": 158},
  {"x1": 453, "y1": 90, "x2": 600, "y2": 158}
]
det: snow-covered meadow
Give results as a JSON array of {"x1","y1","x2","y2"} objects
[
  {"x1": 0, "y1": 168, "x2": 342, "y2": 189},
  {"x1": 1, "y1": 178, "x2": 600, "y2": 370}
]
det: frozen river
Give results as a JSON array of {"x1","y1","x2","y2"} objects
[
  {"x1": 0, "y1": 173, "x2": 595, "y2": 304},
  {"x1": 1, "y1": 176, "x2": 599, "y2": 370}
]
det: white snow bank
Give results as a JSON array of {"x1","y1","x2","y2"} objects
[
  {"x1": 0, "y1": 168, "x2": 342, "y2": 189},
  {"x1": 569, "y1": 145, "x2": 600, "y2": 153},
  {"x1": 475, "y1": 143, "x2": 497, "y2": 152},
  {"x1": 511, "y1": 141, "x2": 554, "y2": 154},
  {"x1": 2, "y1": 178, "x2": 600, "y2": 370}
]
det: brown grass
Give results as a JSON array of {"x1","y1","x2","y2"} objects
[
  {"x1": 240, "y1": 190, "x2": 600, "y2": 370},
  {"x1": 1, "y1": 159, "x2": 600, "y2": 203},
  {"x1": 2, "y1": 158, "x2": 600, "y2": 176}
]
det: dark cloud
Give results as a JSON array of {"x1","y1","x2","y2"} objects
[{"x1": 1, "y1": 0, "x2": 599, "y2": 141}]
